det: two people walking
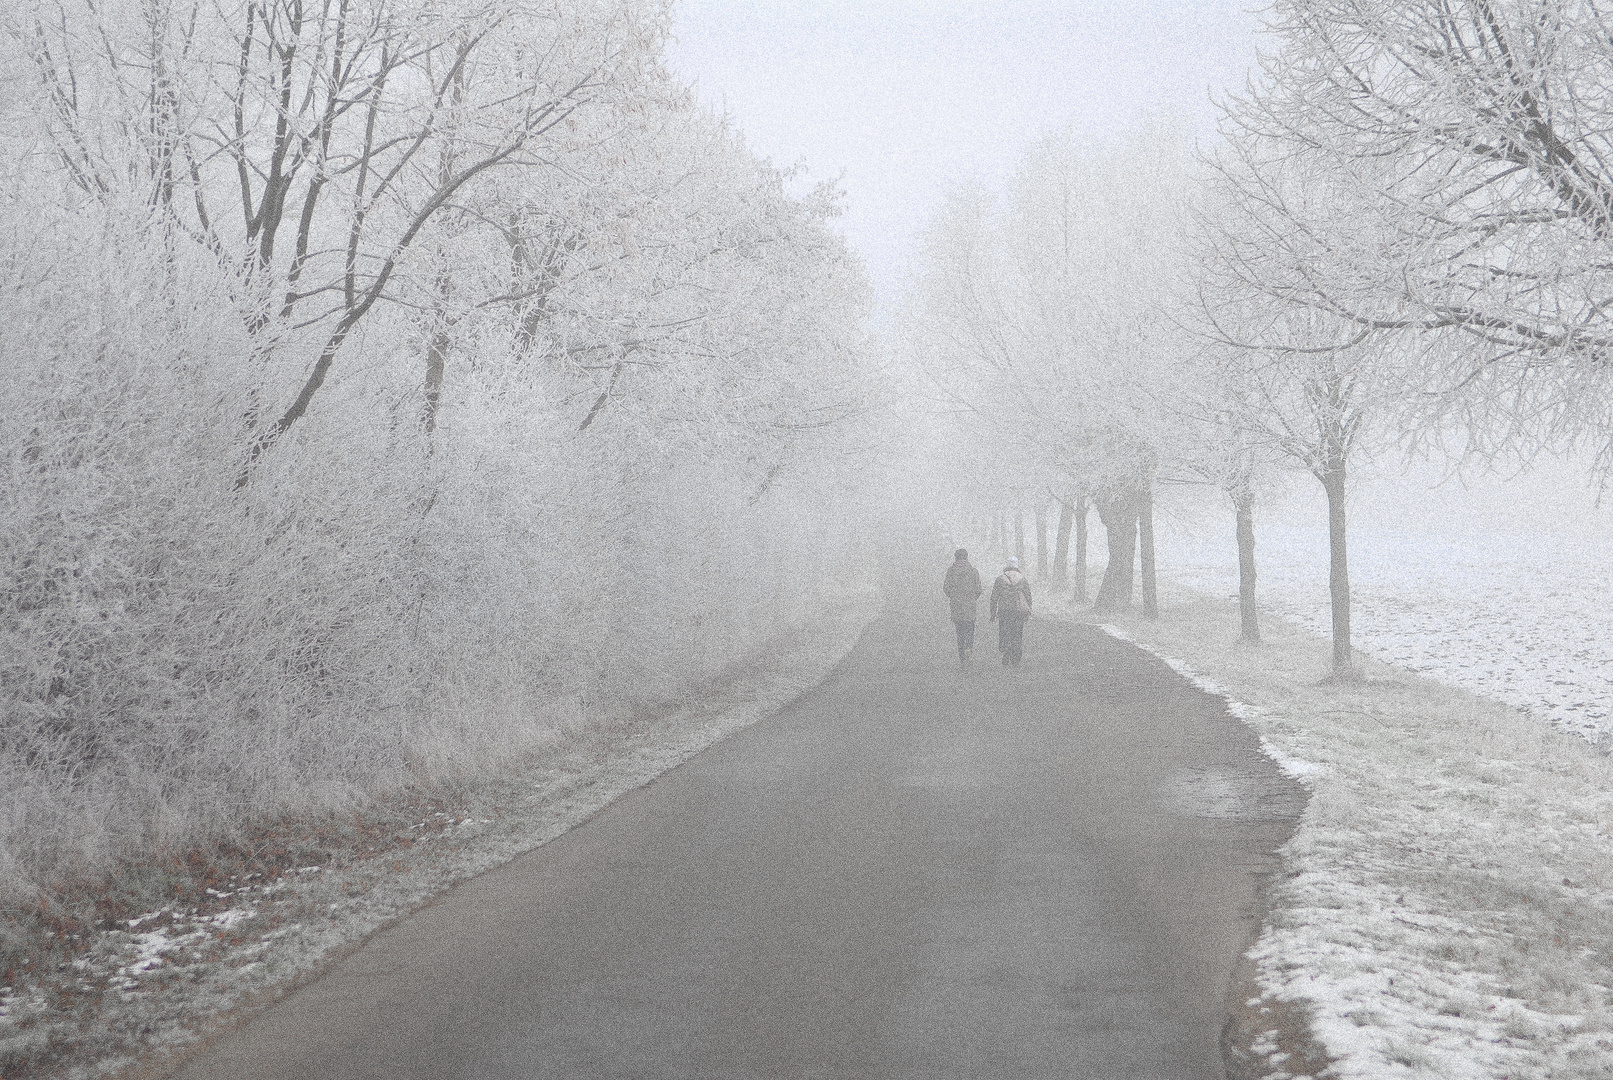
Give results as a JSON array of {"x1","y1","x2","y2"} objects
[{"x1": 943, "y1": 549, "x2": 1033, "y2": 669}]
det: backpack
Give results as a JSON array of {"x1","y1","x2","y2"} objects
[{"x1": 1002, "y1": 575, "x2": 1031, "y2": 618}]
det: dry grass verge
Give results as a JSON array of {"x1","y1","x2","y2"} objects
[
  {"x1": 1059, "y1": 582, "x2": 1613, "y2": 1080},
  {"x1": 0, "y1": 595, "x2": 877, "y2": 1080}
]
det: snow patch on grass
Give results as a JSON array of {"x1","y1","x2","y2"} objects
[{"x1": 1069, "y1": 583, "x2": 1613, "y2": 1079}]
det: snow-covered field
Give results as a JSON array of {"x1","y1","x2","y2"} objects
[{"x1": 1159, "y1": 518, "x2": 1613, "y2": 743}]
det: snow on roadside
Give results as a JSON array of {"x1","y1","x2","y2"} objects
[
  {"x1": 0, "y1": 593, "x2": 879, "y2": 1080},
  {"x1": 1069, "y1": 587, "x2": 1613, "y2": 1080},
  {"x1": 1100, "y1": 622, "x2": 1326, "y2": 788}
]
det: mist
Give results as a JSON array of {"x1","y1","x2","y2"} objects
[{"x1": 8, "y1": 3, "x2": 1613, "y2": 1077}]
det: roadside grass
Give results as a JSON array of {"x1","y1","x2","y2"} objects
[
  {"x1": 1066, "y1": 582, "x2": 1613, "y2": 1080},
  {"x1": 0, "y1": 595, "x2": 877, "y2": 1080}
]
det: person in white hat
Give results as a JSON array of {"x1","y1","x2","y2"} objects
[{"x1": 989, "y1": 556, "x2": 1033, "y2": 667}]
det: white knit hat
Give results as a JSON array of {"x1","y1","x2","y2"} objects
[{"x1": 1005, "y1": 557, "x2": 1019, "y2": 568}]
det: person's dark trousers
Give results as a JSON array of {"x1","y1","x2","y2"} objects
[
  {"x1": 998, "y1": 614, "x2": 1026, "y2": 666},
  {"x1": 953, "y1": 620, "x2": 975, "y2": 661}
]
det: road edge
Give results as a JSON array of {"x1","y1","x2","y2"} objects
[
  {"x1": 3, "y1": 593, "x2": 882, "y2": 1080},
  {"x1": 1039, "y1": 603, "x2": 1337, "y2": 1080}
]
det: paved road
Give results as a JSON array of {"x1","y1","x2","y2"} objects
[{"x1": 172, "y1": 585, "x2": 1303, "y2": 1080}]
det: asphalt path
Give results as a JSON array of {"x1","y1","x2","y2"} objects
[{"x1": 172, "y1": 583, "x2": 1304, "y2": 1080}]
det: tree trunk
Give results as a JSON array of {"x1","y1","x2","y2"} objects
[
  {"x1": 422, "y1": 316, "x2": 450, "y2": 438},
  {"x1": 1234, "y1": 489, "x2": 1259, "y2": 644},
  {"x1": 1034, "y1": 502, "x2": 1049, "y2": 580},
  {"x1": 1321, "y1": 456, "x2": 1354, "y2": 678},
  {"x1": 1093, "y1": 493, "x2": 1138, "y2": 614},
  {"x1": 1138, "y1": 486, "x2": 1158, "y2": 620},
  {"x1": 1074, "y1": 494, "x2": 1090, "y2": 603},
  {"x1": 1014, "y1": 507, "x2": 1026, "y2": 566},
  {"x1": 1052, "y1": 496, "x2": 1073, "y2": 587}
]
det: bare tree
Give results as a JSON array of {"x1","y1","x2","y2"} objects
[
  {"x1": 904, "y1": 123, "x2": 1195, "y2": 618},
  {"x1": 0, "y1": 0, "x2": 889, "y2": 926},
  {"x1": 1226, "y1": 0, "x2": 1613, "y2": 469},
  {"x1": 1190, "y1": 155, "x2": 1420, "y2": 675},
  {"x1": 14, "y1": 0, "x2": 661, "y2": 472}
]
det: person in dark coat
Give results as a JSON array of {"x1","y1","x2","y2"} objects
[
  {"x1": 989, "y1": 556, "x2": 1033, "y2": 667},
  {"x1": 942, "y1": 548, "x2": 983, "y2": 668}
]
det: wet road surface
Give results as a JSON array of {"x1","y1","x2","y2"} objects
[{"x1": 171, "y1": 587, "x2": 1303, "y2": 1079}]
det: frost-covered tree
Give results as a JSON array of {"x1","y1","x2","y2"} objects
[
  {"x1": 12, "y1": 0, "x2": 667, "y2": 468},
  {"x1": 905, "y1": 123, "x2": 1196, "y2": 616},
  {"x1": 1189, "y1": 155, "x2": 1422, "y2": 676},
  {"x1": 1226, "y1": 0, "x2": 1613, "y2": 471},
  {"x1": 0, "y1": 0, "x2": 882, "y2": 906},
  {"x1": 1160, "y1": 341, "x2": 1278, "y2": 645}
]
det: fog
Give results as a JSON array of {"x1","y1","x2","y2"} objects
[
  {"x1": 671, "y1": 0, "x2": 1613, "y2": 544},
  {"x1": 11, "y1": 4, "x2": 1613, "y2": 1075},
  {"x1": 667, "y1": 0, "x2": 1263, "y2": 311}
]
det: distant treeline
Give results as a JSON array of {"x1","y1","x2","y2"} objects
[{"x1": 903, "y1": 3, "x2": 1613, "y2": 677}]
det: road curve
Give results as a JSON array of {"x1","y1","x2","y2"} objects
[{"x1": 170, "y1": 584, "x2": 1303, "y2": 1080}]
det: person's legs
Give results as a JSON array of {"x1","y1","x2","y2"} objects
[
  {"x1": 1005, "y1": 616, "x2": 1025, "y2": 666},
  {"x1": 953, "y1": 620, "x2": 975, "y2": 666}
]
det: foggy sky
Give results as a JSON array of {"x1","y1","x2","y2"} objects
[{"x1": 666, "y1": 0, "x2": 1264, "y2": 312}]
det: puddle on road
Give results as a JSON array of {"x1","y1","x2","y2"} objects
[{"x1": 1164, "y1": 761, "x2": 1307, "y2": 822}]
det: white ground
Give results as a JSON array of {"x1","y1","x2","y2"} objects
[
  {"x1": 1160, "y1": 519, "x2": 1613, "y2": 742},
  {"x1": 1065, "y1": 595, "x2": 1613, "y2": 1080}
]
